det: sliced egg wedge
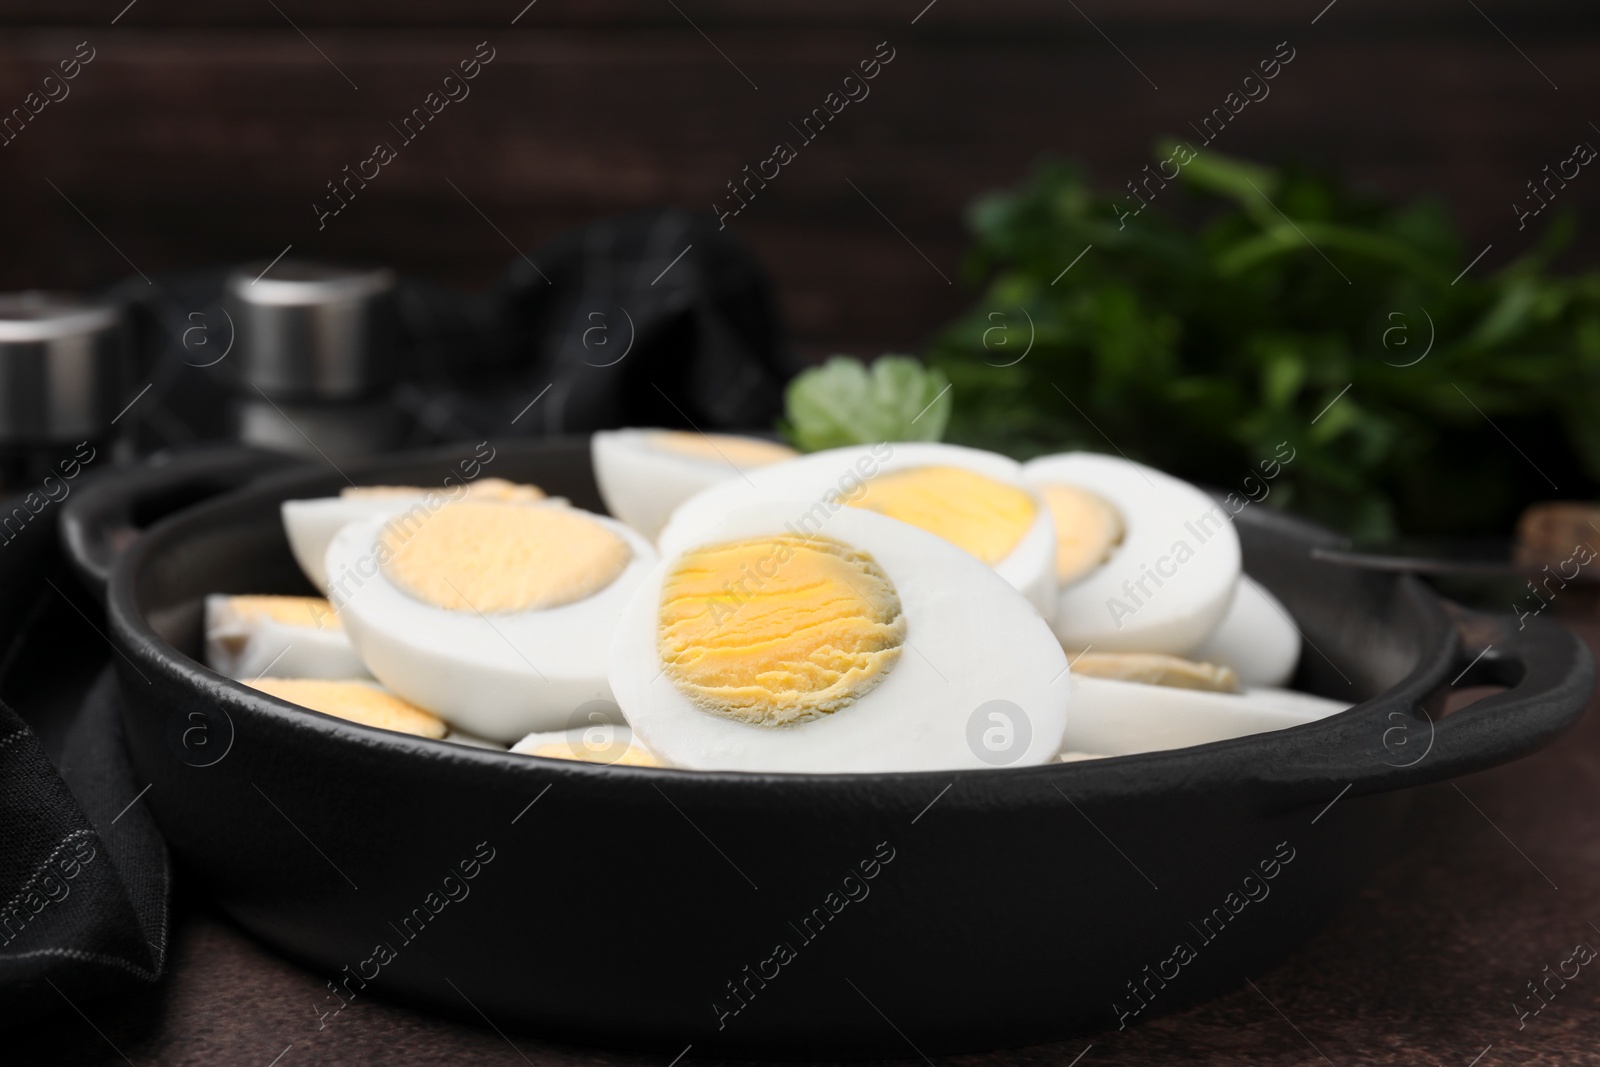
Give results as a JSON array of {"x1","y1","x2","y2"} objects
[
  {"x1": 325, "y1": 499, "x2": 658, "y2": 742},
  {"x1": 510, "y1": 724, "x2": 664, "y2": 767},
  {"x1": 1070, "y1": 651, "x2": 1238, "y2": 693},
  {"x1": 1023, "y1": 452, "x2": 1240, "y2": 655},
  {"x1": 658, "y1": 442, "x2": 1059, "y2": 621},
  {"x1": 1192, "y1": 574, "x2": 1302, "y2": 688},
  {"x1": 1062, "y1": 673, "x2": 1348, "y2": 756},
  {"x1": 282, "y1": 477, "x2": 546, "y2": 593},
  {"x1": 204, "y1": 594, "x2": 365, "y2": 680},
  {"x1": 592, "y1": 428, "x2": 797, "y2": 540},
  {"x1": 613, "y1": 502, "x2": 1070, "y2": 773},
  {"x1": 246, "y1": 677, "x2": 448, "y2": 739}
]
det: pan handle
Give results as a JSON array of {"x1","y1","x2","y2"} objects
[
  {"x1": 59, "y1": 445, "x2": 301, "y2": 602},
  {"x1": 1250, "y1": 605, "x2": 1594, "y2": 806}
]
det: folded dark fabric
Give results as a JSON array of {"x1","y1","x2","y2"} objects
[
  {"x1": 490, "y1": 207, "x2": 797, "y2": 436},
  {"x1": 0, "y1": 672, "x2": 169, "y2": 1028}
]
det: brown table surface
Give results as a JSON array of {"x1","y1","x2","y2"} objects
[{"x1": 12, "y1": 625, "x2": 1600, "y2": 1067}]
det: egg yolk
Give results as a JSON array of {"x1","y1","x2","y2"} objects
[
  {"x1": 651, "y1": 431, "x2": 796, "y2": 468},
  {"x1": 1070, "y1": 651, "x2": 1238, "y2": 693},
  {"x1": 848, "y1": 466, "x2": 1035, "y2": 565},
  {"x1": 1037, "y1": 483, "x2": 1125, "y2": 583},
  {"x1": 526, "y1": 739, "x2": 664, "y2": 767},
  {"x1": 226, "y1": 595, "x2": 340, "y2": 630},
  {"x1": 658, "y1": 535, "x2": 906, "y2": 726},
  {"x1": 343, "y1": 478, "x2": 545, "y2": 503},
  {"x1": 248, "y1": 678, "x2": 448, "y2": 738},
  {"x1": 380, "y1": 501, "x2": 630, "y2": 614}
]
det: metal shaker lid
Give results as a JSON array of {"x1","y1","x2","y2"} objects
[
  {"x1": 0, "y1": 291, "x2": 124, "y2": 444},
  {"x1": 226, "y1": 261, "x2": 397, "y2": 401}
]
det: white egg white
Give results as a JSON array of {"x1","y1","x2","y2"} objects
[
  {"x1": 324, "y1": 509, "x2": 659, "y2": 743},
  {"x1": 658, "y1": 442, "x2": 1060, "y2": 622},
  {"x1": 1192, "y1": 575, "x2": 1301, "y2": 688},
  {"x1": 592, "y1": 429, "x2": 795, "y2": 540},
  {"x1": 283, "y1": 495, "x2": 441, "y2": 594},
  {"x1": 613, "y1": 503, "x2": 1070, "y2": 773},
  {"x1": 510, "y1": 723, "x2": 634, "y2": 756},
  {"x1": 1023, "y1": 452, "x2": 1240, "y2": 655},
  {"x1": 1062, "y1": 675, "x2": 1347, "y2": 756},
  {"x1": 203, "y1": 594, "x2": 368, "y2": 680}
]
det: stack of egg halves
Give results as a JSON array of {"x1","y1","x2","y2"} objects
[
  {"x1": 204, "y1": 431, "x2": 1345, "y2": 773},
  {"x1": 208, "y1": 476, "x2": 659, "y2": 762}
]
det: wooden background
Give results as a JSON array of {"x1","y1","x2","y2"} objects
[{"x1": 0, "y1": 0, "x2": 1597, "y2": 357}]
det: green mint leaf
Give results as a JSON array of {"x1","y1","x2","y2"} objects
[{"x1": 781, "y1": 355, "x2": 951, "y2": 451}]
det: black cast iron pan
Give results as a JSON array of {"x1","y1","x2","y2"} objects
[{"x1": 71, "y1": 440, "x2": 1594, "y2": 1057}]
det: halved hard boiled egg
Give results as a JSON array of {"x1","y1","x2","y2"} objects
[
  {"x1": 1192, "y1": 575, "x2": 1302, "y2": 688},
  {"x1": 510, "y1": 723, "x2": 663, "y2": 767},
  {"x1": 246, "y1": 677, "x2": 448, "y2": 739},
  {"x1": 325, "y1": 500, "x2": 657, "y2": 742},
  {"x1": 612, "y1": 503, "x2": 1070, "y2": 773},
  {"x1": 1023, "y1": 453, "x2": 1240, "y2": 655},
  {"x1": 283, "y1": 478, "x2": 546, "y2": 593},
  {"x1": 592, "y1": 429, "x2": 797, "y2": 540},
  {"x1": 1037, "y1": 481, "x2": 1126, "y2": 586},
  {"x1": 205, "y1": 594, "x2": 366, "y2": 680},
  {"x1": 658, "y1": 442, "x2": 1059, "y2": 621},
  {"x1": 1062, "y1": 674, "x2": 1346, "y2": 756}
]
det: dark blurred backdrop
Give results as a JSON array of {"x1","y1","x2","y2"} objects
[{"x1": 2, "y1": 0, "x2": 1598, "y2": 359}]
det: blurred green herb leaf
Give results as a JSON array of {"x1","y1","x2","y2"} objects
[
  {"x1": 926, "y1": 149, "x2": 1600, "y2": 538},
  {"x1": 781, "y1": 354, "x2": 951, "y2": 451}
]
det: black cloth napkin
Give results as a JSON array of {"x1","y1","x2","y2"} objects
[
  {"x1": 0, "y1": 672, "x2": 168, "y2": 1029},
  {"x1": 488, "y1": 207, "x2": 796, "y2": 436},
  {"x1": 0, "y1": 495, "x2": 169, "y2": 1029}
]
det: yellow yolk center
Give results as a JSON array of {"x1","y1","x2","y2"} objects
[
  {"x1": 343, "y1": 478, "x2": 545, "y2": 503},
  {"x1": 248, "y1": 678, "x2": 447, "y2": 738},
  {"x1": 658, "y1": 535, "x2": 906, "y2": 726},
  {"x1": 651, "y1": 431, "x2": 797, "y2": 469},
  {"x1": 848, "y1": 465, "x2": 1035, "y2": 565},
  {"x1": 527, "y1": 738, "x2": 663, "y2": 767},
  {"x1": 1070, "y1": 651, "x2": 1238, "y2": 693},
  {"x1": 1037, "y1": 482, "x2": 1125, "y2": 584},
  {"x1": 226, "y1": 595, "x2": 340, "y2": 630},
  {"x1": 380, "y1": 501, "x2": 630, "y2": 614}
]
